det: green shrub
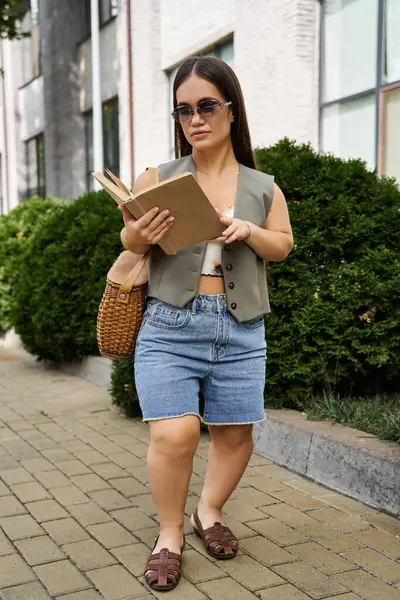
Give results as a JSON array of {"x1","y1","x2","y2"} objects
[
  {"x1": 256, "y1": 139, "x2": 400, "y2": 407},
  {"x1": 110, "y1": 356, "x2": 142, "y2": 417},
  {"x1": 111, "y1": 139, "x2": 400, "y2": 418},
  {"x1": 0, "y1": 196, "x2": 64, "y2": 335},
  {"x1": 12, "y1": 190, "x2": 123, "y2": 362}
]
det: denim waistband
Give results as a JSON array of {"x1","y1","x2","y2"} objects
[
  {"x1": 148, "y1": 294, "x2": 228, "y2": 314},
  {"x1": 189, "y1": 294, "x2": 228, "y2": 314}
]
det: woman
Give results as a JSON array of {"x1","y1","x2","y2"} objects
[{"x1": 119, "y1": 55, "x2": 293, "y2": 592}]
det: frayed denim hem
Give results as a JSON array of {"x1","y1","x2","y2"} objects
[{"x1": 142, "y1": 412, "x2": 201, "y2": 424}]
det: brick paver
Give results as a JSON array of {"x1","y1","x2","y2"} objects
[{"x1": 1, "y1": 349, "x2": 400, "y2": 599}]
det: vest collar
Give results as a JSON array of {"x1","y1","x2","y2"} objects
[{"x1": 182, "y1": 154, "x2": 247, "y2": 220}]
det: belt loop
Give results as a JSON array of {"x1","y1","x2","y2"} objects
[{"x1": 191, "y1": 295, "x2": 197, "y2": 316}]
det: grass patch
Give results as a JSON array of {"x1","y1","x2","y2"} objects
[{"x1": 306, "y1": 391, "x2": 400, "y2": 444}]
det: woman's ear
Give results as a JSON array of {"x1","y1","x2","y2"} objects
[{"x1": 231, "y1": 114, "x2": 234, "y2": 123}]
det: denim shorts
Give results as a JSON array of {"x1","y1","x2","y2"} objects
[{"x1": 134, "y1": 294, "x2": 267, "y2": 425}]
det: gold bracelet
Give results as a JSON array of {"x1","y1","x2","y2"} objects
[{"x1": 243, "y1": 221, "x2": 251, "y2": 241}]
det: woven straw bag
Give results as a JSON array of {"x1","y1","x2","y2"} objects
[{"x1": 96, "y1": 167, "x2": 159, "y2": 360}]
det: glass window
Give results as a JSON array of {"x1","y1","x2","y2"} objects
[
  {"x1": 99, "y1": 0, "x2": 118, "y2": 25},
  {"x1": 323, "y1": 0, "x2": 379, "y2": 102},
  {"x1": 37, "y1": 134, "x2": 45, "y2": 198},
  {"x1": 322, "y1": 95, "x2": 376, "y2": 170},
  {"x1": 380, "y1": 86, "x2": 400, "y2": 183},
  {"x1": 383, "y1": 0, "x2": 400, "y2": 84},
  {"x1": 85, "y1": 97, "x2": 119, "y2": 192},
  {"x1": 81, "y1": 0, "x2": 118, "y2": 38},
  {"x1": 103, "y1": 97, "x2": 120, "y2": 176},
  {"x1": 81, "y1": 0, "x2": 91, "y2": 40},
  {"x1": 213, "y1": 40, "x2": 234, "y2": 68},
  {"x1": 85, "y1": 112, "x2": 94, "y2": 192},
  {"x1": 25, "y1": 134, "x2": 45, "y2": 199}
]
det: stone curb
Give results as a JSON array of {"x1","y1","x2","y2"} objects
[{"x1": 254, "y1": 410, "x2": 400, "y2": 517}]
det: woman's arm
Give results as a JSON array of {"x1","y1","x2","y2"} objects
[
  {"x1": 245, "y1": 184, "x2": 294, "y2": 261},
  {"x1": 221, "y1": 184, "x2": 294, "y2": 261}
]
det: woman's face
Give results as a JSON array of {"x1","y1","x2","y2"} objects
[{"x1": 175, "y1": 74, "x2": 233, "y2": 152}]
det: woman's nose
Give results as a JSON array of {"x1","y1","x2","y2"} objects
[{"x1": 191, "y1": 109, "x2": 205, "y2": 126}]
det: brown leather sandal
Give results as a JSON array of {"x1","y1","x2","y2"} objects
[
  {"x1": 144, "y1": 536, "x2": 185, "y2": 592},
  {"x1": 192, "y1": 508, "x2": 238, "y2": 560}
]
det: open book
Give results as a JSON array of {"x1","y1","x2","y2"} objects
[{"x1": 92, "y1": 168, "x2": 224, "y2": 255}]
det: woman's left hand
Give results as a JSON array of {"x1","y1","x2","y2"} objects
[{"x1": 216, "y1": 209, "x2": 251, "y2": 244}]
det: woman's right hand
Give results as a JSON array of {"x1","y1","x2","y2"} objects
[
  {"x1": 119, "y1": 204, "x2": 174, "y2": 246},
  {"x1": 120, "y1": 170, "x2": 174, "y2": 251}
]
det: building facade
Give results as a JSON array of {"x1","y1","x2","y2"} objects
[{"x1": 0, "y1": 0, "x2": 398, "y2": 214}]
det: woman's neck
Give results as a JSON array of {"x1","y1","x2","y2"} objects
[{"x1": 192, "y1": 143, "x2": 239, "y2": 176}]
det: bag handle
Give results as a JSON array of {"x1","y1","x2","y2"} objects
[{"x1": 117, "y1": 253, "x2": 148, "y2": 303}]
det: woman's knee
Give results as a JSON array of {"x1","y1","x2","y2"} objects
[
  {"x1": 209, "y1": 424, "x2": 253, "y2": 451},
  {"x1": 149, "y1": 415, "x2": 200, "y2": 459}
]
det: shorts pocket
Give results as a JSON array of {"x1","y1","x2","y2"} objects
[
  {"x1": 243, "y1": 315, "x2": 264, "y2": 330},
  {"x1": 146, "y1": 302, "x2": 191, "y2": 330}
]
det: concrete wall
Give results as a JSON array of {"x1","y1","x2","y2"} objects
[
  {"x1": 18, "y1": 76, "x2": 45, "y2": 141},
  {"x1": 132, "y1": 0, "x2": 320, "y2": 177}
]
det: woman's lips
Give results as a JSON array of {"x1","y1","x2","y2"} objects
[{"x1": 192, "y1": 131, "x2": 210, "y2": 138}]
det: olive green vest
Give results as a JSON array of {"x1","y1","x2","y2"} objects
[{"x1": 148, "y1": 155, "x2": 274, "y2": 323}]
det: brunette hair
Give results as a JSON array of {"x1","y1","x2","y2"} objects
[{"x1": 172, "y1": 55, "x2": 256, "y2": 169}]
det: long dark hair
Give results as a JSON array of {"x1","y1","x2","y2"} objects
[{"x1": 172, "y1": 55, "x2": 256, "y2": 170}]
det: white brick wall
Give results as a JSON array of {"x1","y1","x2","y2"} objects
[{"x1": 132, "y1": 0, "x2": 320, "y2": 178}]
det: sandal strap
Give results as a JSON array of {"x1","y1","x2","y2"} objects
[
  {"x1": 145, "y1": 547, "x2": 183, "y2": 588},
  {"x1": 203, "y1": 523, "x2": 236, "y2": 554},
  {"x1": 193, "y1": 509, "x2": 238, "y2": 556}
]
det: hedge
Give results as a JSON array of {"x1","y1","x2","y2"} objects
[
  {"x1": 0, "y1": 196, "x2": 64, "y2": 336},
  {"x1": 12, "y1": 190, "x2": 123, "y2": 362},
  {"x1": 111, "y1": 139, "x2": 400, "y2": 415}
]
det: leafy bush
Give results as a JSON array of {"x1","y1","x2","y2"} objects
[
  {"x1": 0, "y1": 197, "x2": 64, "y2": 335},
  {"x1": 110, "y1": 356, "x2": 142, "y2": 417},
  {"x1": 111, "y1": 139, "x2": 400, "y2": 418},
  {"x1": 12, "y1": 190, "x2": 123, "y2": 362},
  {"x1": 256, "y1": 139, "x2": 400, "y2": 407}
]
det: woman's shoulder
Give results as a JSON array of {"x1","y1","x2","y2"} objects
[
  {"x1": 240, "y1": 164, "x2": 275, "y2": 197},
  {"x1": 159, "y1": 155, "x2": 193, "y2": 172}
]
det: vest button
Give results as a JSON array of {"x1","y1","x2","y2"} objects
[
  {"x1": 228, "y1": 282, "x2": 234, "y2": 290},
  {"x1": 226, "y1": 264, "x2": 233, "y2": 271},
  {"x1": 224, "y1": 244, "x2": 231, "y2": 252},
  {"x1": 231, "y1": 302, "x2": 237, "y2": 309}
]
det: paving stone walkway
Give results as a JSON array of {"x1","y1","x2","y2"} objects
[{"x1": 0, "y1": 348, "x2": 400, "y2": 600}]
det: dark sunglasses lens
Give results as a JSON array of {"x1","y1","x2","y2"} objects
[
  {"x1": 173, "y1": 107, "x2": 194, "y2": 122},
  {"x1": 198, "y1": 102, "x2": 219, "y2": 117}
]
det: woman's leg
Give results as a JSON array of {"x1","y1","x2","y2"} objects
[
  {"x1": 148, "y1": 415, "x2": 200, "y2": 554},
  {"x1": 193, "y1": 424, "x2": 253, "y2": 528}
]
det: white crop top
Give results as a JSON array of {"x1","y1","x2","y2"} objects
[{"x1": 201, "y1": 207, "x2": 234, "y2": 277}]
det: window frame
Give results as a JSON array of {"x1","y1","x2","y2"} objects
[
  {"x1": 377, "y1": 80, "x2": 400, "y2": 177},
  {"x1": 319, "y1": 0, "x2": 400, "y2": 175}
]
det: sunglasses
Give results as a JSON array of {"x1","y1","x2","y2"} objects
[{"x1": 171, "y1": 99, "x2": 232, "y2": 123}]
